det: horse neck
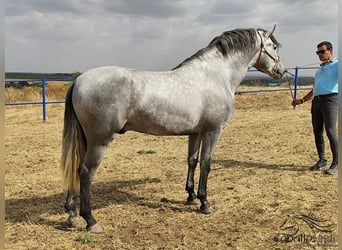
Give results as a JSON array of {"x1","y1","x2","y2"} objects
[{"x1": 179, "y1": 47, "x2": 259, "y2": 92}]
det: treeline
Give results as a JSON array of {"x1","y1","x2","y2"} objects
[
  {"x1": 241, "y1": 75, "x2": 314, "y2": 86},
  {"x1": 5, "y1": 72, "x2": 80, "y2": 89},
  {"x1": 5, "y1": 72, "x2": 314, "y2": 86},
  {"x1": 5, "y1": 72, "x2": 81, "y2": 80}
]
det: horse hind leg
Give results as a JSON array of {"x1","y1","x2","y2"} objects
[
  {"x1": 79, "y1": 143, "x2": 109, "y2": 233},
  {"x1": 185, "y1": 135, "x2": 201, "y2": 205},
  {"x1": 65, "y1": 190, "x2": 85, "y2": 229},
  {"x1": 64, "y1": 142, "x2": 108, "y2": 232}
]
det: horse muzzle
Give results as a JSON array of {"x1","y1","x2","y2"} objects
[{"x1": 271, "y1": 63, "x2": 285, "y2": 79}]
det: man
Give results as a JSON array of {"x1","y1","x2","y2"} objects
[{"x1": 292, "y1": 41, "x2": 338, "y2": 175}]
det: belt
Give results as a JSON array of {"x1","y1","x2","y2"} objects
[{"x1": 314, "y1": 93, "x2": 338, "y2": 99}]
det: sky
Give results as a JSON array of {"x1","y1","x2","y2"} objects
[{"x1": 5, "y1": 0, "x2": 339, "y2": 74}]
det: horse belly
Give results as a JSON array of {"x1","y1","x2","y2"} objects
[
  {"x1": 125, "y1": 88, "x2": 232, "y2": 135},
  {"x1": 125, "y1": 105, "x2": 200, "y2": 136}
]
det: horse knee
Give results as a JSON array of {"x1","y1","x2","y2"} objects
[
  {"x1": 89, "y1": 168, "x2": 98, "y2": 182},
  {"x1": 79, "y1": 164, "x2": 89, "y2": 176},
  {"x1": 201, "y1": 157, "x2": 212, "y2": 172},
  {"x1": 79, "y1": 165, "x2": 92, "y2": 185},
  {"x1": 188, "y1": 156, "x2": 198, "y2": 168}
]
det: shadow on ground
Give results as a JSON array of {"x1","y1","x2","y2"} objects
[{"x1": 5, "y1": 159, "x2": 309, "y2": 230}]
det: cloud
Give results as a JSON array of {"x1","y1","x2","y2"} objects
[
  {"x1": 6, "y1": 0, "x2": 83, "y2": 16},
  {"x1": 276, "y1": 0, "x2": 337, "y2": 32},
  {"x1": 102, "y1": 0, "x2": 196, "y2": 18},
  {"x1": 5, "y1": 0, "x2": 339, "y2": 73}
]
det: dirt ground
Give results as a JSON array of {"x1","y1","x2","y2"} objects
[{"x1": 5, "y1": 89, "x2": 338, "y2": 249}]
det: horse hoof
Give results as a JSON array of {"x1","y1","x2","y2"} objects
[
  {"x1": 68, "y1": 216, "x2": 86, "y2": 229},
  {"x1": 199, "y1": 205, "x2": 214, "y2": 214},
  {"x1": 87, "y1": 223, "x2": 103, "y2": 233},
  {"x1": 186, "y1": 198, "x2": 200, "y2": 206}
]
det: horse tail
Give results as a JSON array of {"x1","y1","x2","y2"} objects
[{"x1": 60, "y1": 83, "x2": 86, "y2": 193}]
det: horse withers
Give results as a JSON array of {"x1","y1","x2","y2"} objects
[{"x1": 61, "y1": 26, "x2": 285, "y2": 233}]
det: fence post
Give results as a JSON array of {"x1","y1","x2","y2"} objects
[
  {"x1": 293, "y1": 66, "x2": 299, "y2": 100},
  {"x1": 42, "y1": 77, "x2": 46, "y2": 122}
]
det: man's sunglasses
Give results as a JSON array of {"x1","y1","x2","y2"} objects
[{"x1": 316, "y1": 49, "x2": 328, "y2": 55}]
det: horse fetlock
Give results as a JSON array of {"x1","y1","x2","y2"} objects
[
  {"x1": 199, "y1": 203, "x2": 214, "y2": 214},
  {"x1": 187, "y1": 198, "x2": 201, "y2": 206},
  {"x1": 186, "y1": 193, "x2": 200, "y2": 205},
  {"x1": 198, "y1": 199, "x2": 214, "y2": 214},
  {"x1": 80, "y1": 214, "x2": 98, "y2": 231}
]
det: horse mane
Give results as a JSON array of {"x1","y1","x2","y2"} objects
[
  {"x1": 172, "y1": 28, "x2": 281, "y2": 70},
  {"x1": 172, "y1": 28, "x2": 257, "y2": 70}
]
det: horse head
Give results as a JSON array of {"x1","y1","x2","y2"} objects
[{"x1": 253, "y1": 25, "x2": 285, "y2": 79}]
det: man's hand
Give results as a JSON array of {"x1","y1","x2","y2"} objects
[{"x1": 291, "y1": 98, "x2": 304, "y2": 107}]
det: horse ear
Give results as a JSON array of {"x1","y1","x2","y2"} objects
[{"x1": 267, "y1": 24, "x2": 276, "y2": 38}]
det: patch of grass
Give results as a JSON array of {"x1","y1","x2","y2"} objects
[
  {"x1": 75, "y1": 232, "x2": 96, "y2": 244},
  {"x1": 137, "y1": 149, "x2": 156, "y2": 155}
]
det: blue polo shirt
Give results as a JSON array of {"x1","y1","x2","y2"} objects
[{"x1": 313, "y1": 59, "x2": 338, "y2": 96}]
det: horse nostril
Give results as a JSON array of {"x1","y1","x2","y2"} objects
[{"x1": 276, "y1": 65, "x2": 285, "y2": 77}]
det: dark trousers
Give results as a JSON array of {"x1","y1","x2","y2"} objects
[{"x1": 311, "y1": 93, "x2": 338, "y2": 164}]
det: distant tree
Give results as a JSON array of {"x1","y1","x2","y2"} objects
[{"x1": 72, "y1": 71, "x2": 82, "y2": 78}]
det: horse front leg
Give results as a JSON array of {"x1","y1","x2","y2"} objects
[
  {"x1": 185, "y1": 135, "x2": 201, "y2": 205},
  {"x1": 198, "y1": 158, "x2": 213, "y2": 214},
  {"x1": 197, "y1": 129, "x2": 222, "y2": 214}
]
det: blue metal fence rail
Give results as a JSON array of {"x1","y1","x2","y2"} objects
[
  {"x1": 5, "y1": 77, "x2": 75, "y2": 121},
  {"x1": 5, "y1": 66, "x2": 319, "y2": 122}
]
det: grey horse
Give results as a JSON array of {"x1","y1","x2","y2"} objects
[{"x1": 61, "y1": 26, "x2": 285, "y2": 233}]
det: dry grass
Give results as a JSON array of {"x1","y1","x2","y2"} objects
[
  {"x1": 5, "y1": 86, "x2": 338, "y2": 249},
  {"x1": 5, "y1": 81, "x2": 71, "y2": 103}
]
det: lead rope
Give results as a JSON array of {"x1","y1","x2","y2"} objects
[
  {"x1": 284, "y1": 70, "x2": 295, "y2": 100},
  {"x1": 284, "y1": 70, "x2": 295, "y2": 109}
]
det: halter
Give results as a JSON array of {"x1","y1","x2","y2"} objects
[{"x1": 255, "y1": 30, "x2": 280, "y2": 67}]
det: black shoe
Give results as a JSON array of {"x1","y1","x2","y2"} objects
[
  {"x1": 325, "y1": 162, "x2": 338, "y2": 175},
  {"x1": 310, "y1": 159, "x2": 327, "y2": 171}
]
